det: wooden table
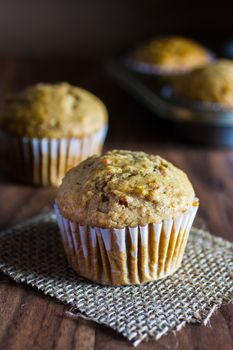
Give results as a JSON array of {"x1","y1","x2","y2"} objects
[{"x1": 0, "y1": 58, "x2": 233, "y2": 350}]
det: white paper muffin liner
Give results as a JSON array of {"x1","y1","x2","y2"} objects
[
  {"x1": 54, "y1": 200, "x2": 199, "y2": 286},
  {"x1": 0, "y1": 126, "x2": 107, "y2": 186}
]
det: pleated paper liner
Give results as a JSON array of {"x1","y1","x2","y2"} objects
[
  {"x1": 0, "y1": 126, "x2": 107, "y2": 187},
  {"x1": 54, "y1": 200, "x2": 199, "y2": 285}
]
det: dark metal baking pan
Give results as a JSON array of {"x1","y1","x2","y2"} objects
[{"x1": 107, "y1": 59, "x2": 233, "y2": 147}]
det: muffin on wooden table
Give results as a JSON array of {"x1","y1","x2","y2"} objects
[
  {"x1": 0, "y1": 83, "x2": 108, "y2": 186},
  {"x1": 55, "y1": 150, "x2": 199, "y2": 285},
  {"x1": 171, "y1": 59, "x2": 233, "y2": 109},
  {"x1": 126, "y1": 35, "x2": 213, "y2": 77}
]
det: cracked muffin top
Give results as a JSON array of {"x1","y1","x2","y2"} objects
[
  {"x1": 57, "y1": 150, "x2": 195, "y2": 228},
  {"x1": 131, "y1": 36, "x2": 211, "y2": 74},
  {"x1": 171, "y1": 59, "x2": 233, "y2": 108},
  {"x1": 0, "y1": 82, "x2": 108, "y2": 138}
]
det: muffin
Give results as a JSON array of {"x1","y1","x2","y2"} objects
[
  {"x1": 0, "y1": 83, "x2": 108, "y2": 186},
  {"x1": 126, "y1": 35, "x2": 213, "y2": 76},
  {"x1": 171, "y1": 59, "x2": 233, "y2": 108},
  {"x1": 55, "y1": 150, "x2": 199, "y2": 285}
]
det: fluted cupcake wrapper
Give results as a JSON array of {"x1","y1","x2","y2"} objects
[
  {"x1": 0, "y1": 126, "x2": 107, "y2": 187},
  {"x1": 54, "y1": 200, "x2": 199, "y2": 286}
]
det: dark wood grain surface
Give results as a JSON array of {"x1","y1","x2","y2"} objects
[{"x1": 0, "y1": 58, "x2": 233, "y2": 350}]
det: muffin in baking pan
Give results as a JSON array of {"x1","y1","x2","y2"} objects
[
  {"x1": 170, "y1": 59, "x2": 233, "y2": 109},
  {"x1": 126, "y1": 35, "x2": 213, "y2": 77},
  {"x1": 0, "y1": 82, "x2": 108, "y2": 186},
  {"x1": 55, "y1": 150, "x2": 198, "y2": 285}
]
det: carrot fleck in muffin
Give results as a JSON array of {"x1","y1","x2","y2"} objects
[
  {"x1": 0, "y1": 82, "x2": 108, "y2": 186},
  {"x1": 171, "y1": 59, "x2": 233, "y2": 108},
  {"x1": 55, "y1": 150, "x2": 199, "y2": 285},
  {"x1": 127, "y1": 36, "x2": 213, "y2": 76}
]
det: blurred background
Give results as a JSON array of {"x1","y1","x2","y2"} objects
[
  {"x1": 0, "y1": 0, "x2": 232, "y2": 58},
  {"x1": 0, "y1": 0, "x2": 233, "y2": 150}
]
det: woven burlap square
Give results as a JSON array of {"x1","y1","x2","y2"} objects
[{"x1": 0, "y1": 213, "x2": 232, "y2": 346}]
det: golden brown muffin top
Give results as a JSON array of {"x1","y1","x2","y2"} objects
[
  {"x1": 131, "y1": 36, "x2": 211, "y2": 74},
  {"x1": 171, "y1": 60, "x2": 233, "y2": 108},
  {"x1": 0, "y1": 82, "x2": 108, "y2": 138},
  {"x1": 57, "y1": 150, "x2": 195, "y2": 228}
]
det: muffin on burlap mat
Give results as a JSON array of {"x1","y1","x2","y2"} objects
[
  {"x1": 55, "y1": 150, "x2": 199, "y2": 285},
  {"x1": 0, "y1": 212, "x2": 233, "y2": 346},
  {"x1": 0, "y1": 82, "x2": 108, "y2": 186}
]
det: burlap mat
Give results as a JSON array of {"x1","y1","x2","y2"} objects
[{"x1": 0, "y1": 213, "x2": 233, "y2": 346}]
